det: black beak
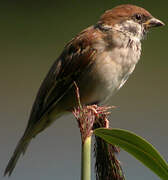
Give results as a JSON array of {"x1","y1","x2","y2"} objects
[{"x1": 144, "y1": 17, "x2": 165, "y2": 28}]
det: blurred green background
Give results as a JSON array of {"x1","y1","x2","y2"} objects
[{"x1": 1, "y1": 0, "x2": 167, "y2": 180}]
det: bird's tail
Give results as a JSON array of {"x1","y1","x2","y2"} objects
[
  {"x1": 4, "y1": 134, "x2": 31, "y2": 176},
  {"x1": 4, "y1": 111, "x2": 63, "y2": 176}
]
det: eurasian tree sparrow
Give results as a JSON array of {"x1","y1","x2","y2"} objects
[{"x1": 4, "y1": 4, "x2": 164, "y2": 176}]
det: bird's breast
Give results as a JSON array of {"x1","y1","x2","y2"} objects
[{"x1": 80, "y1": 40, "x2": 141, "y2": 104}]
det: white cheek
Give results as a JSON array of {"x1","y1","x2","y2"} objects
[{"x1": 113, "y1": 20, "x2": 143, "y2": 41}]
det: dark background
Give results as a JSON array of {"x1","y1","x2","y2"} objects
[{"x1": 1, "y1": 1, "x2": 167, "y2": 179}]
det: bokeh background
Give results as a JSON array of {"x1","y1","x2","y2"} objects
[{"x1": 0, "y1": 0, "x2": 167, "y2": 180}]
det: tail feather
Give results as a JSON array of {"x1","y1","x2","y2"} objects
[
  {"x1": 4, "y1": 114, "x2": 49, "y2": 176},
  {"x1": 4, "y1": 136, "x2": 31, "y2": 176},
  {"x1": 4, "y1": 113, "x2": 62, "y2": 176}
]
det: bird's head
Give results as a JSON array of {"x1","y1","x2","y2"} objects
[{"x1": 97, "y1": 4, "x2": 164, "y2": 41}]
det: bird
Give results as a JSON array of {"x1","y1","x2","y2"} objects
[{"x1": 4, "y1": 4, "x2": 164, "y2": 176}]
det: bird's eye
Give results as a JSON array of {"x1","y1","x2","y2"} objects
[{"x1": 135, "y1": 14, "x2": 142, "y2": 21}]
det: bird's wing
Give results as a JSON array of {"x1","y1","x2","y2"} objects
[
  {"x1": 27, "y1": 27, "x2": 98, "y2": 129},
  {"x1": 4, "y1": 27, "x2": 100, "y2": 176}
]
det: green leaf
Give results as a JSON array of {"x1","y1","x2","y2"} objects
[{"x1": 94, "y1": 128, "x2": 168, "y2": 180}]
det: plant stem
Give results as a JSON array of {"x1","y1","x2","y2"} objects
[{"x1": 81, "y1": 135, "x2": 91, "y2": 180}]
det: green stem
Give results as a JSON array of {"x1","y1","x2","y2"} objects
[{"x1": 81, "y1": 136, "x2": 91, "y2": 180}]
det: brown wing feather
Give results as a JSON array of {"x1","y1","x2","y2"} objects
[{"x1": 27, "y1": 26, "x2": 98, "y2": 128}]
